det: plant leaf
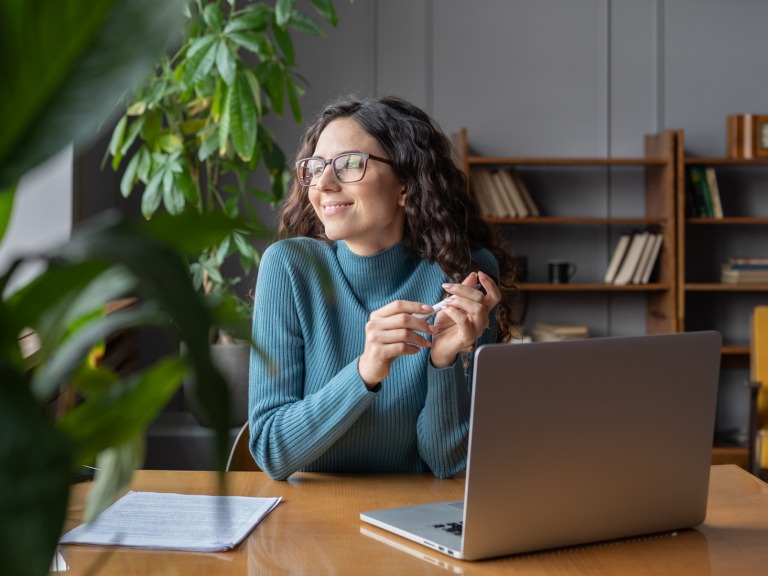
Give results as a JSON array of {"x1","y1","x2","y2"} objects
[
  {"x1": 163, "y1": 174, "x2": 186, "y2": 215},
  {"x1": 142, "y1": 168, "x2": 164, "y2": 218},
  {"x1": 141, "y1": 211, "x2": 244, "y2": 256},
  {"x1": 120, "y1": 150, "x2": 141, "y2": 196},
  {"x1": 0, "y1": 0, "x2": 187, "y2": 190},
  {"x1": 202, "y1": 2, "x2": 223, "y2": 31},
  {"x1": 0, "y1": 184, "x2": 16, "y2": 242},
  {"x1": 243, "y1": 68, "x2": 263, "y2": 117},
  {"x1": 215, "y1": 39, "x2": 237, "y2": 86},
  {"x1": 260, "y1": 61, "x2": 285, "y2": 117},
  {"x1": 228, "y1": 74, "x2": 257, "y2": 161},
  {"x1": 84, "y1": 436, "x2": 144, "y2": 522},
  {"x1": 181, "y1": 34, "x2": 218, "y2": 87},
  {"x1": 275, "y1": 0, "x2": 296, "y2": 27},
  {"x1": 223, "y1": 5, "x2": 270, "y2": 33},
  {"x1": 120, "y1": 115, "x2": 147, "y2": 155},
  {"x1": 271, "y1": 12, "x2": 295, "y2": 65},
  {"x1": 310, "y1": 0, "x2": 338, "y2": 26},
  {"x1": 227, "y1": 31, "x2": 267, "y2": 55},
  {"x1": 108, "y1": 115, "x2": 127, "y2": 170},
  {"x1": 286, "y1": 73, "x2": 302, "y2": 124},
  {"x1": 218, "y1": 84, "x2": 232, "y2": 156},
  {"x1": 0, "y1": 364, "x2": 71, "y2": 576},
  {"x1": 288, "y1": 10, "x2": 325, "y2": 36},
  {"x1": 59, "y1": 357, "x2": 185, "y2": 467},
  {"x1": 31, "y1": 301, "x2": 167, "y2": 401}
]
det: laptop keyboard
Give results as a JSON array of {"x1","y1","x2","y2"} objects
[{"x1": 433, "y1": 521, "x2": 463, "y2": 536}]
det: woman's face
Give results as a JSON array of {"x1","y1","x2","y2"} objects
[{"x1": 307, "y1": 118, "x2": 406, "y2": 255}]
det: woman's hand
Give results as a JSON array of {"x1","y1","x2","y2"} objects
[
  {"x1": 358, "y1": 300, "x2": 437, "y2": 388},
  {"x1": 430, "y1": 271, "x2": 500, "y2": 368}
]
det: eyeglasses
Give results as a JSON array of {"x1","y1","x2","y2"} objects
[{"x1": 295, "y1": 152, "x2": 393, "y2": 187}]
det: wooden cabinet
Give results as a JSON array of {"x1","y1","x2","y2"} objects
[
  {"x1": 452, "y1": 129, "x2": 677, "y2": 338},
  {"x1": 675, "y1": 130, "x2": 768, "y2": 467},
  {"x1": 453, "y1": 127, "x2": 767, "y2": 467}
]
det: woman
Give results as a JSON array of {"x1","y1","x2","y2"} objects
[{"x1": 248, "y1": 95, "x2": 518, "y2": 480}]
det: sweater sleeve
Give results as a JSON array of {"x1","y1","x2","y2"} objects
[
  {"x1": 416, "y1": 251, "x2": 501, "y2": 478},
  {"x1": 247, "y1": 243, "x2": 377, "y2": 480}
]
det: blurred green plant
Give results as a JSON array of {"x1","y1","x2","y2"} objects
[
  {"x1": 0, "y1": 0, "x2": 277, "y2": 574},
  {"x1": 107, "y1": 0, "x2": 337, "y2": 341}
]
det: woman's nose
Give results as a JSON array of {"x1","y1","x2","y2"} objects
[{"x1": 314, "y1": 163, "x2": 338, "y2": 191}]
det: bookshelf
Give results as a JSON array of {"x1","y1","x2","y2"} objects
[
  {"x1": 676, "y1": 130, "x2": 768, "y2": 467},
  {"x1": 452, "y1": 128, "x2": 678, "y2": 337}
]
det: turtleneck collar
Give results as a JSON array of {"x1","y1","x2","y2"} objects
[{"x1": 335, "y1": 240, "x2": 417, "y2": 302}]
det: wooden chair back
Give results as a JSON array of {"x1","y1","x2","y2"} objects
[
  {"x1": 226, "y1": 422, "x2": 260, "y2": 472},
  {"x1": 749, "y1": 306, "x2": 768, "y2": 477}
]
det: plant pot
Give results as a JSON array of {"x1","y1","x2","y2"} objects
[{"x1": 183, "y1": 341, "x2": 250, "y2": 428}]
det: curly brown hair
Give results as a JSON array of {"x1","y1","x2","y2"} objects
[{"x1": 279, "y1": 95, "x2": 520, "y2": 342}]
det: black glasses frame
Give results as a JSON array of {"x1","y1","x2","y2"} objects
[{"x1": 295, "y1": 152, "x2": 393, "y2": 186}]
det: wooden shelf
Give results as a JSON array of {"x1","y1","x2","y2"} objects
[
  {"x1": 687, "y1": 217, "x2": 768, "y2": 225},
  {"x1": 468, "y1": 156, "x2": 669, "y2": 166},
  {"x1": 455, "y1": 128, "x2": 677, "y2": 337},
  {"x1": 685, "y1": 283, "x2": 768, "y2": 292},
  {"x1": 722, "y1": 342, "x2": 750, "y2": 355},
  {"x1": 522, "y1": 283, "x2": 670, "y2": 292},
  {"x1": 684, "y1": 157, "x2": 768, "y2": 166},
  {"x1": 711, "y1": 446, "x2": 749, "y2": 468},
  {"x1": 484, "y1": 217, "x2": 667, "y2": 225}
]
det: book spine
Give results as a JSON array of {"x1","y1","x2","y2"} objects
[{"x1": 689, "y1": 167, "x2": 712, "y2": 218}]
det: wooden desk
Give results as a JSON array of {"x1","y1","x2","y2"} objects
[{"x1": 56, "y1": 465, "x2": 768, "y2": 575}]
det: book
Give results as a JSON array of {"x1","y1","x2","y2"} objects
[
  {"x1": 721, "y1": 264, "x2": 768, "y2": 284},
  {"x1": 489, "y1": 170, "x2": 519, "y2": 217},
  {"x1": 689, "y1": 166, "x2": 713, "y2": 218},
  {"x1": 496, "y1": 169, "x2": 530, "y2": 217},
  {"x1": 639, "y1": 233, "x2": 664, "y2": 284},
  {"x1": 532, "y1": 321, "x2": 590, "y2": 342},
  {"x1": 727, "y1": 114, "x2": 755, "y2": 159},
  {"x1": 510, "y1": 170, "x2": 541, "y2": 216},
  {"x1": 729, "y1": 256, "x2": 768, "y2": 267},
  {"x1": 632, "y1": 232, "x2": 660, "y2": 284},
  {"x1": 704, "y1": 167, "x2": 724, "y2": 219},
  {"x1": 613, "y1": 231, "x2": 650, "y2": 285},
  {"x1": 478, "y1": 169, "x2": 513, "y2": 217},
  {"x1": 604, "y1": 233, "x2": 632, "y2": 284},
  {"x1": 470, "y1": 170, "x2": 497, "y2": 218}
]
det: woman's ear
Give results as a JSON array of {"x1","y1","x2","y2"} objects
[{"x1": 398, "y1": 183, "x2": 407, "y2": 206}]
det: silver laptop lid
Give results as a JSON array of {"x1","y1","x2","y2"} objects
[{"x1": 461, "y1": 331, "x2": 722, "y2": 560}]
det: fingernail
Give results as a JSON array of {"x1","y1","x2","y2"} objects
[{"x1": 442, "y1": 282, "x2": 451, "y2": 289}]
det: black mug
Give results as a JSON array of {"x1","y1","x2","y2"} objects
[{"x1": 548, "y1": 260, "x2": 576, "y2": 284}]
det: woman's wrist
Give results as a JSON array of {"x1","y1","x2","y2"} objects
[{"x1": 430, "y1": 350, "x2": 458, "y2": 369}]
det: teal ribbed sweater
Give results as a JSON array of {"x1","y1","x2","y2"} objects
[{"x1": 248, "y1": 238, "x2": 499, "y2": 480}]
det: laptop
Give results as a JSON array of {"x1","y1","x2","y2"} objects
[{"x1": 360, "y1": 331, "x2": 722, "y2": 561}]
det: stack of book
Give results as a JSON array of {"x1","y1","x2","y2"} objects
[
  {"x1": 721, "y1": 257, "x2": 768, "y2": 284},
  {"x1": 532, "y1": 322, "x2": 590, "y2": 342},
  {"x1": 688, "y1": 166, "x2": 724, "y2": 218},
  {"x1": 470, "y1": 168, "x2": 540, "y2": 218},
  {"x1": 603, "y1": 229, "x2": 664, "y2": 285}
]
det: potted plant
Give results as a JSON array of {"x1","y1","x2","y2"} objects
[
  {"x1": 0, "y1": 1, "x2": 245, "y2": 574},
  {"x1": 106, "y1": 0, "x2": 338, "y2": 426}
]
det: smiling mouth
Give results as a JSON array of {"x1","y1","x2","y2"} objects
[{"x1": 322, "y1": 202, "x2": 352, "y2": 213}]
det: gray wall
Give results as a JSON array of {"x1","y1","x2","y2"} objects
[{"x1": 280, "y1": 0, "x2": 768, "y2": 152}]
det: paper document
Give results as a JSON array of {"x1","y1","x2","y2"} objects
[{"x1": 60, "y1": 491, "x2": 281, "y2": 552}]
